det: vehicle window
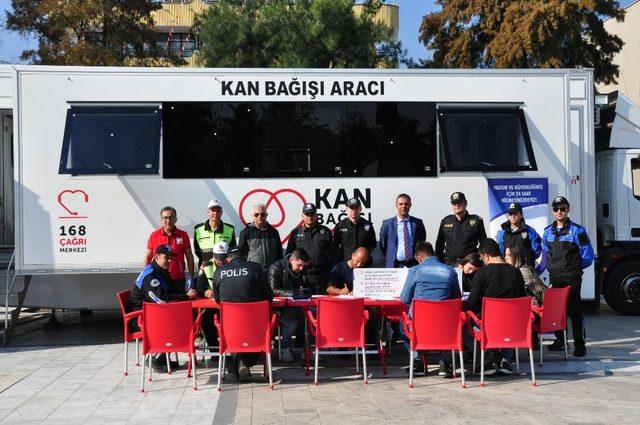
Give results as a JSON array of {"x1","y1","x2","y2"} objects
[
  {"x1": 437, "y1": 108, "x2": 536, "y2": 172},
  {"x1": 59, "y1": 106, "x2": 161, "y2": 175},
  {"x1": 632, "y1": 158, "x2": 640, "y2": 200}
]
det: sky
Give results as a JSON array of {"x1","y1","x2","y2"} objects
[{"x1": 0, "y1": 0, "x2": 636, "y2": 65}]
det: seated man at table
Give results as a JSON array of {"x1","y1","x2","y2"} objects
[
  {"x1": 213, "y1": 248, "x2": 273, "y2": 382},
  {"x1": 195, "y1": 241, "x2": 231, "y2": 349},
  {"x1": 466, "y1": 238, "x2": 525, "y2": 375},
  {"x1": 400, "y1": 241, "x2": 461, "y2": 378},
  {"x1": 129, "y1": 245, "x2": 197, "y2": 372},
  {"x1": 268, "y1": 248, "x2": 313, "y2": 362},
  {"x1": 326, "y1": 247, "x2": 370, "y2": 295}
]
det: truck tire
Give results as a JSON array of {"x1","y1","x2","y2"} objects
[{"x1": 604, "y1": 261, "x2": 640, "y2": 315}]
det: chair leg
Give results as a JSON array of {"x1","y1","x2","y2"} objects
[
  {"x1": 480, "y1": 350, "x2": 485, "y2": 387},
  {"x1": 355, "y1": 347, "x2": 359, "y2": 373},
  {"x1": 314, "y1": 348, "x2": 319, "y2": 386},
  {"x1": 148, "y1": 355, "x2": 153, "y2": 382},
  {"x1": 515, "y1": 348, "x2": 520, "y2": 373},
  {"x1": 539, "y1": 333, "x2": 543, "y2": 366},
  {"x1": 529, "y1": 348, "x2": 536, "y2": 387},
  {"x1": 267, "y1": 353, "x2": 273, "y2": 390},
  {"x1": 124, "y1": 341, "x2": 129, "y2": 376},
  {"x1": 472, "y1": 340, "x2": 477, "y2": 375},
  {"x1": 362, "y1": 345, "x2": 368, "y2": 385},
  {"x1": 421, "y1": 352, "x2": 427, "y2": 375},
  {"x1": 563, "y1": 329, "x2": 568, "y2": 361},
  {"x1": 408, "y1": 350, "x2": 414, "y2": 388},
  {"x1": 217, "y1": 353, "x2": 224, "y2": 391},
  {"x1": 140, "y1": 354, "x2": 146, "y2": 393},
  {"x1": 136, "y1": 339, "x2": 140, "y2": 366},
  {"x1": 451, "y1": 350, "x2": 456, "y2": 379},
  {"x1": 458, "y1": 350, "x2": 466, "y2": 388},
  {"x1": 192, "y1": 353, "x2": 197, "y2": 391},
  {"x1": 166, "y1": 353, "x2": 172, "y2": 375}
]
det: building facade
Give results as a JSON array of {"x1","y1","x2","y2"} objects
[{"x1": 153, "y1": 0, "x2": 399, "y2": 66}]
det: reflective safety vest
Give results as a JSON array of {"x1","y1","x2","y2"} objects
[{"x1": 194, "y1": 220, "x2": 235, "y2": 283}]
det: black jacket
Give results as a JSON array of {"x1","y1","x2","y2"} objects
[
  {"x1": 285, "y1": 224, "x2": 335, "y2": 275},
  {"x1": 466, "y1": 263, "x2": 526, "y2": 314},
  {"x1": 213, "y1": 257, "x2": 273, "y2": 303},
  {"x1": 268, "y1": 257, "x2": 314, "y2": 297},
  {"x1": 129, "y1": 261, "x2": 187, "y2": 311},
  {"x1": 237, "y1": 223, "x2": 283, "y2": 272},
  {"x1": 435, "y1": 212, "x2": 487, "y2": 264},
  {"x1": 333, "y1": 217, "x2": 377, "y2": 262}
]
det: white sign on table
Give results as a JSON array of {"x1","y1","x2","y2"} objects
[{"x1": 352, "y1": 268, "x2": 408, "y2": 299}]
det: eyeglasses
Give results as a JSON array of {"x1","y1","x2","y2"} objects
[
  {"x1": 253, "y1": 212, "x2": 267, "y2": 217},
  {"x1": 161, "y1": 216, "x2": 176, "y2": 220},
  {"x1": 552, "y1": 207, "x2": 567, "y2": 213}
]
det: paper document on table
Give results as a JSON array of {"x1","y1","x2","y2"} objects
[{"x1": 352, "y1": 268, "x2": 408, "y2": 299}]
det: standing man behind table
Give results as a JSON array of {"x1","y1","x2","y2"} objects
[
  {"x1": 213, "y1": 249, "x2": 273, "y2": 382},
  {"x1": 379, "y1": 194, "x2": 427, "y2": 268},
  {"x1": 435, "y1": 192, "x2": 487, "y2": 266},
  {"x1": 495, "y1": 202, "x2": 542, "y2": 267},
  {"x1": 144, "y1": 206, "x2": 195, "y2": 295},
  {"x1": 194, "y1": 199, "x2": 236, "y2": 284},
  {"x1": 333, "y1": 198, "x2": 377, "y2": 266},
  {"x1": 285, "y1": 203, "x2": 335, "y2": 295},
  {"x1": 542, "y1": 196, "x2": 594, "y2": 357},
  {"x1": 238, "y1": 203, "x2": 283, "y2": 273}
]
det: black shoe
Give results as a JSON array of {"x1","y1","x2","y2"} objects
[
  {"x1": 238, "y1": 361, "x2": 252, "y2": 382},
  {"x1": 498, "y1": 359, "x2": 514, "y2": 375},
  {"x1": 573, "y1": 345, "x2": 586, "y2": 357},
  {"x1": 438, "y1": 363, "x2": 453, "y2": 379},
  {"x1": 151, "y1": 356, "x2": 168, "y2": 373},
  {"x1": 547, "y1": 339, "x2": 565, "y2": 351},
  {"x1": 404, "y1": 360, "x2": 426, "y2": 376},
  {"x1": 475, "y1": 361, "x2": 497, "y2": 376}
]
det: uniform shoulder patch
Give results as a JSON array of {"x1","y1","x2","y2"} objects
[
  {"x1": 150, "y1": 279, "x2": 161, "y2": 287},
  {"x1": 364, "y1": 224, "x2": 370, "y2": 231},
  {"x1": 521, "y1": 232, "x2": 528, "y2": 239},
  {"x1": 469, "y1": 219, "x2": 477, "y2": 226}
]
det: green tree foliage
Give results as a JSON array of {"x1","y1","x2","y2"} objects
[
  {"x1": 418, "y1": 0, "x2": 625, "y2": 84},
  {"x1": 197, "y1": 0, "x2": 402, "y2": 68},
  {"x1": 5, "y1": 0, "x2": 177, "y2": 66}
]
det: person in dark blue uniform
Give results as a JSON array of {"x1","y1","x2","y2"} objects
[
  {"x1": 542, "y1": 196, "x2": 594, "y2": 357},
  {"x1": 495, "y1": 203, "x2": 542, "y2": 267}
]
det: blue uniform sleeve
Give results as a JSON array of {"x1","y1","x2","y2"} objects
[
  {"x1": 496, "y1": 229, "x2": 505, "y2": 255},
  {"x1": 575, "y1": 226, "x2": 595, "y2": 269},
  {"x1": 528, "y1": 226, "x2": 542, "y2": 260},
  {"x1": 400, "y1": 267, "x2": 415, "y2": 306}
]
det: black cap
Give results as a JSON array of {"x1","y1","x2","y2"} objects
[
  {"x1": 552, "y1": 196, "x2": 570, "y2": 207},
  {"x1": 450, "y1": 192, "x2": 466, "y2": 204},
  {"x1": 155, "y1": 244, "x2": 176, "y2": 257},
  {"x1": 507, "y1": 203, "x2": 523, "y2": 214},
  {"x1": 346, "y1": 197, "x2": 361, "y2": 208},
  {"x1": 302, "y1": 203, "x2": 317, "y2": 214}
]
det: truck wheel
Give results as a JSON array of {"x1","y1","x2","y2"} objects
[{"x1": 604, "y1": 261, "x2": 640, "y2": 315}]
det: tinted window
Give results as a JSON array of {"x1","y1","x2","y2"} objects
[
  {"x1": 59, "y1": 106, "x2": 160, "y2": 175},
  {"x1": 346, "y1": 103, "x2": 436, "y2": 177},
  {"x1": 438, "y1": 108, "x2": 536, "y2": 172}
]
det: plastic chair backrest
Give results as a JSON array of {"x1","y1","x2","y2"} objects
[
  {"x1": 481, "y1": 297, "x2": 532, "y2": 350},
  {"x1": 219, "y1": 301, "x2": 270, "y2": 353},
  {"x1": 411, "y1": 299, "x2": 462, "y2": 351},
  {"x1": 381, "y1": 305, "x2": 409, "y2": 321},
  {"x1": 316, "y1": 298, "x2": 365, "y2": 348},
  {"x1": 117, "y1": 290, "x2": 130, "y2": 317},
  {"x1": 142, "y1": 302, "x2": 194, "y2": 355},
  {"x1": 538, "y1": 287, "x2": 570, "y2": 333}
]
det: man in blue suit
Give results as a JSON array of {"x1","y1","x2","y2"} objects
[{"x1": 379, "y1": 194, "x2": 427, "y2": 268}]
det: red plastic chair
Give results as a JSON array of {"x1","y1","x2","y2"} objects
[
  {"x1": 532, "y1": 286, "x2": 570, "y2": 365},
  {"x1": 140, "y1": 301, "x2": 202, "y2": 393},
  {"x1": 466, "y1": 297, "x2": 536, "y2": 387},
  {"x1": 214, "y1": 301, "x2": 277, "y2": 391},
  {"x1": 116, "y1": 290, "x2": 143, "y2": 376},
  {"x1": 381, "y1": 304, "x2": 409, "y2": 356},
  {"x1": 401, "y1": 299, "x2": 466, "y2": 388},
  {"x1": 306, "y1": 298, "x2": 369, "y2": 385}
]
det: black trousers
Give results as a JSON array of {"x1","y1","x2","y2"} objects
[
  {"x1": 200, "y1": 308, "x2": 219, "y2": 348},
  {"x1": 550, "y1": 277, "x2": 585, "y2": 348}
]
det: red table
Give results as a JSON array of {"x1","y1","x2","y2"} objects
[
  {"x1": 286, "y1": 296, "x2": 404, "y2": 308},
  {"x1": 191, "y1": 297, "x2": 287, "y2": 309}
]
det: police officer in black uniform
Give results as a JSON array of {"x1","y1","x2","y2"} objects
[
  {"x1": 435, "y1": 192, "x2": 488, "y2": 265},
  {"x1": 213, "y1": 248, "x2": 273, "y2": 381},
  {"x1": 285, "y1": 203, "x2": 336, "y2": 294},
  {"x1": 333, "y1": 197, "x2": 376, "y2": 266}
]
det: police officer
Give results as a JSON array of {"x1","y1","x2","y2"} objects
[
  {"x1": 495, "y1": 203, "x2": 542, "y2": 266},
  {"x1": 129, "y1": 245, "x2": 196, "y2": 372},
  {"x1": 333, "y1": 197, "x2": 376, "y2": 266},
  {"x1": 194, "y1": 199, "x2": 237, "y2": 283},
  {"x1": 435, "y1": 192, "x2": 487, "y2": 265},
  {"x1": 285, "y1": 203, "x2": 335, "y2": 294},
  {"x1": 213, "y1": 249, "x2": 273, "y2": 381},
  {"x1": 542, "y1": 196, "x2": 594, "y2": 357}
]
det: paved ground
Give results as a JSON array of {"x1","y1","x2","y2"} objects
[{"x1": 0, "y1": 304, "x2": 639, "y2": 424}]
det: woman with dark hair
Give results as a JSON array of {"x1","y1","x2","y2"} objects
[
  {"x1": 505, "y1": 244, "x2": 547, "y2": 306},
  {"x1": 458, "y1": 253, "x2": 483, "y2": 292}
]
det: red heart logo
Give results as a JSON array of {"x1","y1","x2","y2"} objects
[{"x1": 58, "y1": 190, "x2": 89, "y2": 216}]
